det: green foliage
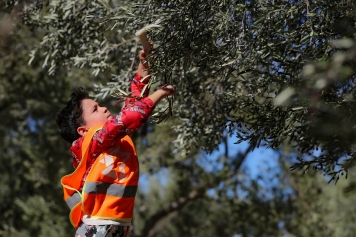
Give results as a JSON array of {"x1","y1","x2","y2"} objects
[
  {"x1": 0, "y1": 8, "x2": 108, "y2": 235},
  {"x1": 140, "y1": 0, "x2": 356, "y2": 178},
  {"x1": 0, "y1": 21, "x2": 76, "y2": 235},
  {"x1": 9, "y1": 0, "x2": 356, "y2": 177}
]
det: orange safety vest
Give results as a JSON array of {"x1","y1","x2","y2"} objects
[{"x1": 61, "y1": 125, "x2": 139, "y2": 228}]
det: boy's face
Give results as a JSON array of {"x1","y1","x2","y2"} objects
[{"x1": 77, "y1": 99, "x2": 112, "y2": 136}]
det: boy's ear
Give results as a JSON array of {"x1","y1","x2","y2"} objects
[{"x1": 77, "y1": 126, "x2": 87, "y2": 137}]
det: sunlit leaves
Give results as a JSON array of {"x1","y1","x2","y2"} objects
[{"x1": 9, "y1": 0, "x2": 356, "y2": 178}]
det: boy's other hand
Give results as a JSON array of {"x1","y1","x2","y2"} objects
[
  {"x1": 139, "y1": 42, "x2": 153, "y2": 69},
  {"x1": 139, "y1": 50, "x2": 149, "y2": 69},
  {"x1": 137, "y1": 43, "x2": 153, "y2": 77}
]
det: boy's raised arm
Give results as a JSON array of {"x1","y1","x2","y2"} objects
[
  {"x1": 125, "y1": 49, "x2": 152, "y2": 108},
  {"x1": 87, "y1": 48, "x2": 156, "y2": 154}
]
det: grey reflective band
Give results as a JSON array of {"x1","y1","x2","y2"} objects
[
  {"x1": 66, "y1": 192, "x2": 81, "y2": 210},
  {"x1": 84, "y1": 182, "x2": 137, "y2": 198}
]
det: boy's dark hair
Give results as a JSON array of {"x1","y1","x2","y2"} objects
[{"x1": 56, "y1": 87, "x2": 90, "y2": 144}]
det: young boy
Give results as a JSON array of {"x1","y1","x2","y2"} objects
[{"x1": 56, "y1": 49, "x2": 174, "y2": 237}]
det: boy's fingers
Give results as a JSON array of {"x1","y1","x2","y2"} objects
[
  {"x1": 139, "y1": 50, "x2": 147, "y2": 61},
  {"x1": 159, "y1": 84, "x2": 175, "y2": 95}
]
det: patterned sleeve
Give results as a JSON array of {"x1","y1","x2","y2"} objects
[
  {"x1": 88, "y1": 97, "x2": 154, "y2": 158},
  {"x1": 88, "y1": 73, "x2": 153, "y2": 159},
  {"x1": 125, "y1": 73, "x2": 151, "y2": 107},
  {"x1": 70, "y1": 73, "x2": 153, "y2": 170}
]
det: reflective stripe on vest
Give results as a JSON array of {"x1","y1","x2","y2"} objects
[
  {"x1": 66, "y1": 192, "x2": 81, "y2": 210},
  {"x1": 83, "y1": 182, "x2": 137, "y2": 197}
]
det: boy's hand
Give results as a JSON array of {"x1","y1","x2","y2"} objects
[
  {"x1": 137, "y1": 43, "x2": 153, "y2": 78},
  {"x1": 148, "y1": 84, "x2": 175, "y2": 105},
  {"x1": 139, "y1": 50, "x2": 150, "y2": 69},
  {"x1": 158, "y1": 84, "x2": 175, "y2": 97},
  {"x1": 139, "y1": 42, "x2": 153, "y2": 69}
]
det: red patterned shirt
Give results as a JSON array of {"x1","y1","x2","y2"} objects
[{"x1": 69, "y1": 73, "x2": 153, "y2": 189}]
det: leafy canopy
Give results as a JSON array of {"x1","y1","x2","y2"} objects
[{"x1": 5, "y1": 0, "x2": 356, "y2": 178}]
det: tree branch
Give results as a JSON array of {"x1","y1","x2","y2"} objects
[
  {"x1": 139, "y1": 188, "x2": 204, "y2": 237},
  {"x1": 139, "y1": 144, "x2": 252, "y2": 237}
]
